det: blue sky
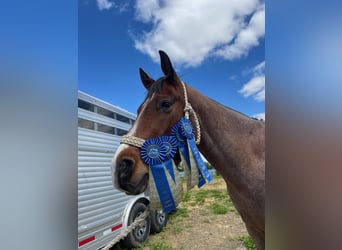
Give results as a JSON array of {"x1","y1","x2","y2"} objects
[{"x1": 79, "y1": 0, "x2": 265, "y2": 119}]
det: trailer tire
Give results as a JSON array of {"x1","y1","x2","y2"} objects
[
  {"x1": 122, "y1": 202, "x2": 151, "y2": 249},
  {"x1": 150, "y1": 210, "x2": 168, "y2": 234}
]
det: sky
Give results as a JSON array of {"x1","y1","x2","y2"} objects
[{"x1": 79, "y1": 0, "x2": 265, "y2": 120}]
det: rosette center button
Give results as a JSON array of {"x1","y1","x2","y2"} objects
[{"x1": 147, "y1": 145, "x2": 160, "y2": 158}]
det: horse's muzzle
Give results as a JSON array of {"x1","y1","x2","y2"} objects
[{"x1": 115, "y1": 157, "x2": 149, "y2": 195}]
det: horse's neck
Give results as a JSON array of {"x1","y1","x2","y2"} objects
[{"x1": 187, "y1": 85, "x2": 264, "y2": 186}]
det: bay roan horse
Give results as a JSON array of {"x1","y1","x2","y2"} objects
[{"x1": 112, "y1": 51, "x2": 265, "y2": 249}]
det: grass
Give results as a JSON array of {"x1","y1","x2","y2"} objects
[
  {"x1": 238, "y1": 236, "x2": 257, "y2": 249},
  {"x1": 193, "y1": 189, "x2": 227, "y2": 203},
  {"x1": 168, "y1": 207, "x2": 189, "y2": 220},
  {"x1": 210, "y1": 203, "x2": 228, "y2": 214},
  {"x1": 202, "y1": 218, "x2": 210, "y2": 223},
  {"x1": 141, "y1": 240, "x2": 172, "y2": 250},
  {"x1": 147, "y1": 185, "x2": 235, "y2": 247},
  {"x1": 181, "y1": 188, "x2": 236, "y2": 216},
  {"x1": 171, "y1": 225, "x2": 183, "y2": 234},
  {"x1": 182, "y1": 192, "x2": 191, "y2": 202}
]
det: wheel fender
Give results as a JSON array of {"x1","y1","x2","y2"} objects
[{"x1": 121, "y1": 194, "x2": 149, "y2": 230}]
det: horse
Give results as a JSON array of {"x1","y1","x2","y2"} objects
[{"x1": 112, "y1": 50, "x2": 265, "y2": 249}]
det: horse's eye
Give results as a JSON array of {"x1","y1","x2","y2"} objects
[
  {"x1": 162, "y1": 101, "x2": 171, "y2": 108},
  {"x1": 160, "y1": 100, "x2": 172, "y2": 110}
]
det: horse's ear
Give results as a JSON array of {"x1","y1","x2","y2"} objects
[
  {"x1": 159, "y1": 50, "x2": 176, "y2": 80},
  {"x1": 139, "y1": 67, "x2": 155, "y2": 90}
]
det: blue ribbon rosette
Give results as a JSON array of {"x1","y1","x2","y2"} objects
[
  {"x1": 141, "y1": 136, "x2": 179, "y2": 213},
  {"x1": 172, "y1": 117, "x2": 212, "y2": 189},
  {"x1": 140, "y1": 117, "x2": 212, "y2": 212},
  {"x1": 159, "y1": 136, "x2": 178, "y2": 182},
  {"x1": 171, "y1": 120, "x2": 196, "y2": 189},
  {"x1": 140, "y1": 137, "x2": 167, "y2": 165}
]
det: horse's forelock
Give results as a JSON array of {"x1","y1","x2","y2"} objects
[{"x1": 146, "y1": 76, "x2": 166, "y2": 99}]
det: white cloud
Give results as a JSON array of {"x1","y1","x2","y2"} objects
[
  {"x1": 239, "y1": 60, "x2": 265, "y2": 102},
  {"x1": 253, "y1": 112, "x2": 265, "y2": 120},
  {"x1": 97, "y1": 0, "x2": 114, "y2": 11},
  {"x1": 118, "y1": 2, "x2": 130, "y2": 13},
  {"x1": 132, "y1": 0, "x2": 264, "y2": 67},
  {"x1": 252, "y1": 61, "x2": 265, "y2": 75},
  {"x1": 214, "y1": 4, "x2": 265, "y2": 60},
  {"x1": 239, "y1": 75, "x2": 265, "y2": 101},
  {"x1": 229, "y1": 75, "x2": 237, "y2": 81},
  {"x1": 135, "y1": 0, "x2": 160, "y2": 23},
  {"x1": 96, "y1": 0, "x2": 129, "y2": 13}
]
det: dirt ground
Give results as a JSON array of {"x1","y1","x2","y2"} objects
[{"x1": 141, "y1": 176, "x2": 249, "y2": 250}]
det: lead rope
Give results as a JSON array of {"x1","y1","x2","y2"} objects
[
  {"x1": 101, "y1": 209, "x2": 150, "y2": 250},
  {"x1": 181, "y1": 81, "x2": 201, "y2": 145}
]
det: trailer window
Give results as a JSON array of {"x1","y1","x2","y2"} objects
[
  {"x1": 78, "y1": 99, "x2": 94, "y2": 112},
  {"x1": 78, "y1": 118, "x2": 128, "y2": 136},
  {"x1": 98, "y1": 123, "x2": 115, "y2": 134},
  {"x1": 117, "y1": 128, "x2": 128, "y2": 136},
  {"x1": 97, "y1": 106, "x2": 115, "y2": 119},
  {"x1": 79, "y1": 98, "x2": 135, "y2": 126},
  {"x1": 78, "y1": 118, "x2": 94, "y2": 130},
  {"x1": 116, "y1": 113, "x2": 130, "y2": 124}
]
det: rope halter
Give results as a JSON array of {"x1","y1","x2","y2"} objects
[{"x1": 120, "y1": 81, "x2": 201, "y2": 148}]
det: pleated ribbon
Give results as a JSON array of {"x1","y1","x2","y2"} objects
[
  {"x1": 172, "y1": 117, "x2": 212, "y2": 189},
  {"x1": 141, "y1": 136, "x2": 182, "y2": 213},
  {"x1": 140, "y1": 117, "x2": 212, "y2": 213}
]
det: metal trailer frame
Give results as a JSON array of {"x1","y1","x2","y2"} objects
[{"x1": 78, "y1": 91, "x2": 149, "y2": 250}]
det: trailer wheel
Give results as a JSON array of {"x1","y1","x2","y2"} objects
[
  {"x1": 150, "y1": 210, "x2": 168, "y2": 234},
  {"x1": 122, "y1": 202, "x2": 151, "y2": 248}
]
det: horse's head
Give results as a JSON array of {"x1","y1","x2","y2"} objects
[{"x1": 112, "y1": 51, "x2": 186, "y2": 195}]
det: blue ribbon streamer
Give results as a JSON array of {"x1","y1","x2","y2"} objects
[
  {"x1": 140, "y1": 117, "x2": 212, "y2": 212},
  {"x1": 160, "y1": 136, "x2": 178, "y2": 183},
  {"x1": 178, "y1": 117, "x2": 212, "y2": 185},
  {"x1": 162, "y1": 159, "x2": 176, "y2": 183},
  {"x1": 150, "y1": 164, "x2": 177, "y2": 213},
  {"x1": 178, "y1": 143, "x2": 190, "y2": 168},
  {"x1": 171, "y1": 121, "x2": 190, "y2": 167},
  {"x1": 141, "y1": 136, "x2": 179, "y2": 212},
  {"x1": 187, "y1": 139, "x2": 213, "y2": 185}
]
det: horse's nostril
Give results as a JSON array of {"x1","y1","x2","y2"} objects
[
  {"x1": 116, "y1": 158, "x2": 137, "y2": 193},
  {"x1": 117, "y1": 158, "x2": 135, "y2": 179},
  {"x1": 118, "y1": 158, "x2": 134, "y2": 170}
]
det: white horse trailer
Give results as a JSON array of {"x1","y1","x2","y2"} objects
[{"x1": 78, "y1": 91, "x2": 167, "y2": 249}]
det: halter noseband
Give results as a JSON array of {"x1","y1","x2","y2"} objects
[{"x1": 120, "y1": 81, "x2": 201, "y2": 148}]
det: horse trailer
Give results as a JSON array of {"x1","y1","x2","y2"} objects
[{"x1": 78, "y1": 91, "x2": 167, "y2": 249}]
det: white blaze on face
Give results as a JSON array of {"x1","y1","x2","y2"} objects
[{"x1": 111, "y1": 144, "x2": 130, "y2": 190}]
